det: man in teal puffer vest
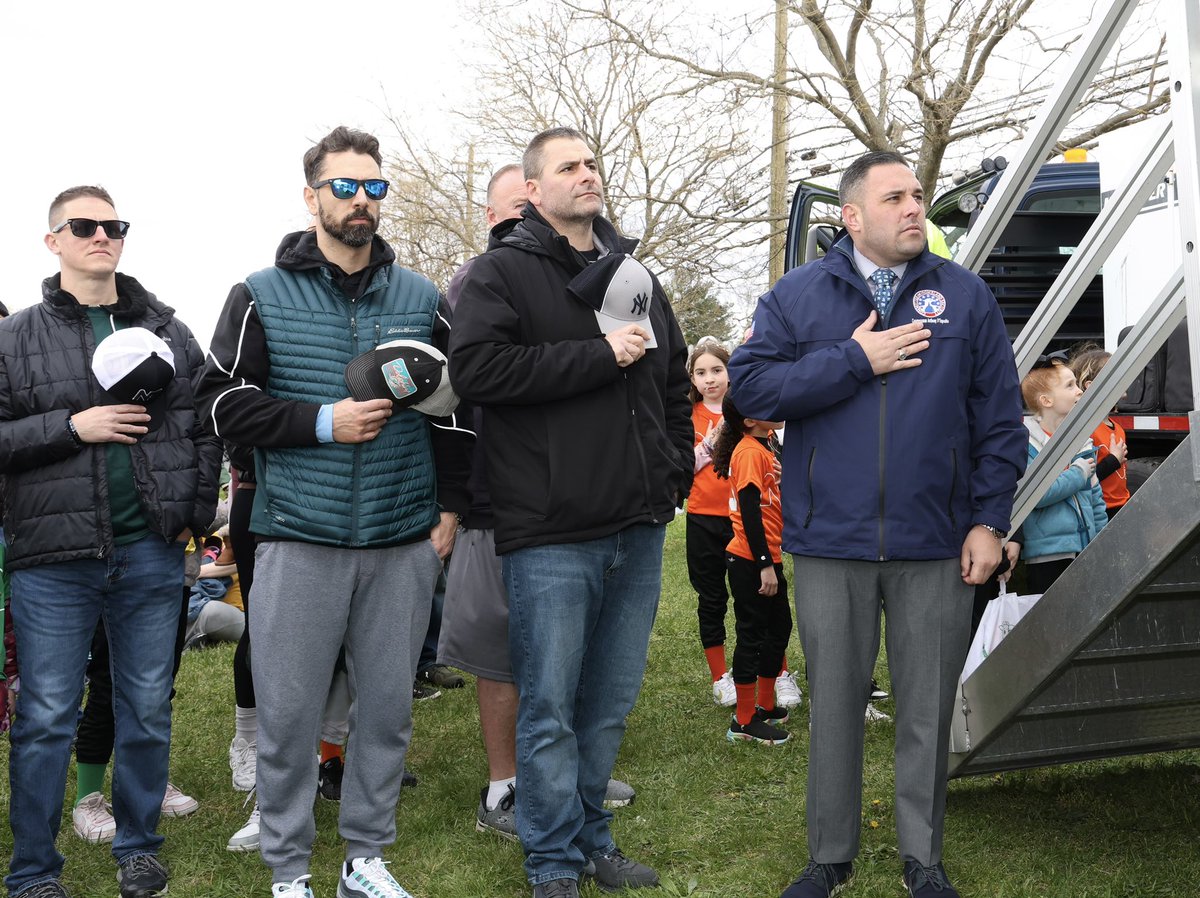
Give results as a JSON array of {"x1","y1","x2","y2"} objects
[{"x1": 198, "y1": 127, "x2": 470, "y2": 898}]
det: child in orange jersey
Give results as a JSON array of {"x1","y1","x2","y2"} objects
[
  {"x1": 1070, "y1": 348, "x2": 1130, "y2": 520},
  {"x1": 686, "y1": 341, "x2": 738, "y2": 706},
  {"x1": 711, "y1": 394, "x2": 791, "y2": 745}
]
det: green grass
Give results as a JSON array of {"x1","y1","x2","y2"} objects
[{"x1": 3, "y1": 517, "x2": 1199, "y2": 896}]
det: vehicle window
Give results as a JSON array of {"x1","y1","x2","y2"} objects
[
  {"x1": 1022, "y1": 191, "x2": 1101, "y2": 214},
  {"x1": 806, "y1": 197, "x2": 842, "y2": 259}
]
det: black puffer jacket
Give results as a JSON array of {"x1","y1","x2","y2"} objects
[
  {"x1": 449, "y1": 207, "x2": 693, "y2": 553},
  {"x1": 0, "y1": 273, "x2": 222, "y2": 571}
]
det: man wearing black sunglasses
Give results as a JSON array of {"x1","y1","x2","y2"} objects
[
  {"x1": 0, "y1": 185, "x2": 222, "y2": 898},
  {"x1": 198, "y1": 126, "x2": 469, "y2": 898}
]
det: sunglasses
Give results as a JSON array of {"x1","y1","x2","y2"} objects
[
  {"x1": 1032, "y1": 349, "x2": 1071, "y2": 369},
  {"x1": 311, "y1": 178, "x2": 389, "y2": 201},
  {"x1": 52, "y1": 219, "x2": 130, "y2": 240}
]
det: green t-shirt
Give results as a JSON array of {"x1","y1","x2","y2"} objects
[{"x1": 87, "y1": 309, "x2": 152, "y2": 545}]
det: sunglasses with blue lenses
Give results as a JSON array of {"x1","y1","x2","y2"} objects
[
  {"x1": 311, "y1": 178, "x2": 389, "y2": 201},
  {"x1": 52, "y1": 218, "x2": 130, "y2": 240}
]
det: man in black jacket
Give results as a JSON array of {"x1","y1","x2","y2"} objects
[
  {"x1": 0, "y1": 186, "x2": 221, "y2": 898},
  {"x1": 450, "y1": 128, "x2": 693, "y2": 898}
]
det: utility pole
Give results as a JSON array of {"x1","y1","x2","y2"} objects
[
  {"x1": 768, "y1": 0, "x2": 789, "y2": 286},
  {"x1": 464, "y1": 142, "x2": 478, "y2": 263}
]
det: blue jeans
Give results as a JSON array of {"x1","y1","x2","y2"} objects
[
  {"x1": 503, "y1": 523, "x2": 666, "y2": 885},
  {"x1": 7, "y1": 536, "x2": 184, "y2": 894}
]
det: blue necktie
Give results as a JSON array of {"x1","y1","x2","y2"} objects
[{"x1": 870, "y1": 268, "x2": 896, "y2": 319}]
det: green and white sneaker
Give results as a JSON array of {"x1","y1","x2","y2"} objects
[
  {"x1": 272, "y1": 874, "x2": 314, "y2": 897},
  {"x1": 338, "y1": 858, "x2": 414, "y2": 898}
]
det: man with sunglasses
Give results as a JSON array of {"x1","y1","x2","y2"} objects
[
  {"x1": 0, "y1": 186, "x2": 221, "y2": 898},
  {"x1": 198, "y1": 126, "x2": 469, "y2": 898},
  {"x1": 729, "y1": 151, "x2": 1026, "y2": 898}
]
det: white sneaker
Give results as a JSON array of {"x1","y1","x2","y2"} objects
[
  {"x1": 72, "y1": 791, "x2": 116, "y2": 843},
  {"x1": 711, "y1": 671, "x2": 736, "y2": 707},
  {"x1": 338, "y1": 857, "x2": 414, "y2": 898},
  {"x1": 230, "y1": 737, "x2": 257, "y2": 792},
  {"x1": 161, "y1": 781, "x2": 200, "y2": 817},
  {"x1": 775, "y1": 671, "x2": 803, "y2": 709},
  {"x1": 273, "y1": 874, "x2": 314, "y2": 897},
  {"x1": 865, "y1": 702, "x2": 892, "y2": 723},
  {"x1": 227, "y1": 801, "x2": 260, "y2": 852}
]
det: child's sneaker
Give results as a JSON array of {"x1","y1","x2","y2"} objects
[
  {"x1": 727, "y1": 713, "x2": 789, "y2": 745},
  {"x1": 711, "y1": 671, "x2": 736, "y2": 707},
  {"x1": 229, "y1": 737, "x2": 257, "y2": 792},
  {"x1": 865, "y1": 703, "x2": 892, "y2": 723},
  {"x1": 227, "y1": 801, "x2": 260, "y2": 852},
  {"x1": 775, "y1": 670, "x2": 803, "y2": 708},
  {"x1": 72, "y1": 791, "x2": 116, "y2": 843},
  {"x1": 603, "y1": 777, "x2": 636, "y2": 808},
  {"x1": 161, "y1": 782, "x2": 199, "y2": 817},
  {"x1": 338, "y1": 857, "x2": 414, "y2": 898},
  {"x1": 756, "y1": 705, "x2": 789, "y2": 726},
  {"x1": 318, "y1": 756, "x2": 344, "y2": 801}
]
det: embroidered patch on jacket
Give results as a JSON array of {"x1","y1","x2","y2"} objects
[{"x1": 913, "y1": 290, "x2": 947, "y2": 318}]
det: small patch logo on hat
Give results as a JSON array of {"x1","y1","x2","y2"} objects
[
  {"x1": 381, "y1": 359, "x2": 418, "y2": 399},
  {"x1": 913, "y1": 290, "x2": 947, "y2": 318}
]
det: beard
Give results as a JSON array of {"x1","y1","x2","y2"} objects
[
  {"x1": 319, "y1": 201, "x2": 378, "y2": 248},
  {"x1": 543, "y1": 186, "x2": 604, "y2": 228}
]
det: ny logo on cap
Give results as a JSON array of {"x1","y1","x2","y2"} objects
[{"x1": 631, "y1": 292, "x2": 649, "y2": 316}]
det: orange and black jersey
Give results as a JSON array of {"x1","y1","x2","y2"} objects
[
  {"x1": 726, "y1": 435, "x2": 783, "y2": 565},
  {"x1": 688, "y1": 403, "x2": 728, "y2": 518}
]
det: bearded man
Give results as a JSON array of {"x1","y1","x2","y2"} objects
[{"x1": 197, "y1": 126, "x2": 469, "y2": 898}]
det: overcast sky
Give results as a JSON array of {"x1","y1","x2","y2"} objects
[
  {"x1": 2, "y1": 0, "x2": 1158, "y2": 351},
  {"x1": 2, "y1": 1, "x2": 475, "y2": 349}
]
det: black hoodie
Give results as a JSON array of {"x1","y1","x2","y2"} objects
[{"x1": 449, "y1": 206, "x2": 693, "y2": 553}]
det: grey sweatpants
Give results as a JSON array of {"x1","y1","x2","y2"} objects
[{"x1": 250, "y1": 539, "x2": 441, "y2": 880}]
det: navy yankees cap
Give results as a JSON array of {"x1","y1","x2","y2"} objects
[{"x1": 566, "y1": 253, "x2": 658, "y2": 349}]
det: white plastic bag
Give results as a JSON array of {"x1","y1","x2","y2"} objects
[
  {"x1": 951, "y1": 583, "x2": 1043, "y2": 753},
  {"x1": 960, "y1": 582, "x2": 1043, "y2": 684}
]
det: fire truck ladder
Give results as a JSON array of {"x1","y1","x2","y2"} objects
[{"x1": 947, "y1": 0, "x2": 1200, "y2": 776}]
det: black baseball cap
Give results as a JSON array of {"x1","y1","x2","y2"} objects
[
  {"x1": 344, "y1": 339, "x2": 458, "y2": 418},
  {"x1": 90, "y1": 327, "x2": 176, "y2": 433}
]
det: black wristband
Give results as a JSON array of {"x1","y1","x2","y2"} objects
[{"x1": 66, "y1": 416, "x2": 85, "y2": 448}]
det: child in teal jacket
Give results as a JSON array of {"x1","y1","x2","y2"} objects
[{"x1": 1021, "y1": 357, "x2": 1107, "y2": 593}]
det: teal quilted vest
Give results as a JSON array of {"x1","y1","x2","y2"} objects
[{"x1": 245, "y1": 263, "x2": 440, "y2": 547}]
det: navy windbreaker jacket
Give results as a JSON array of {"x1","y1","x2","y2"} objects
[{"x1": 728, "y1": 237, "x2": 1026, "y2": 562}]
